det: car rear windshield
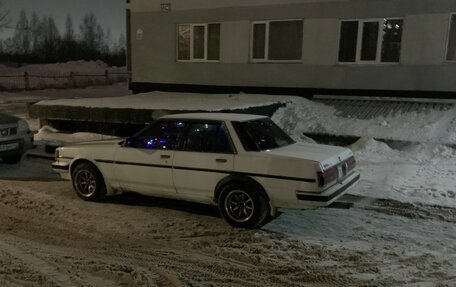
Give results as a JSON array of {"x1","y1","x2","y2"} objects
[{"x1": 232, "y1": 118, "x2": 295, "y2": 151}]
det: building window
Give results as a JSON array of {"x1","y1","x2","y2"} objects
[
  {"x1": 447, "y1": 14, "x2": 456, "y2": 61},
  {"x1": 177, "y1": 23, "x2": 220, "y2": 61},
  {"x1": 251, "y1": 20, "x2": 303, "y2": 62},
  {"x1": 338, "y1": 18, "x2": 403, "y2": 63}
]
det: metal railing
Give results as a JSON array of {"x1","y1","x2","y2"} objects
[{"x1": 0, "y1": 70, "x2": 129, "y2": 90}]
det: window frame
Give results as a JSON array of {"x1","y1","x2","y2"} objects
[
  {"x1": 445, "y1": 13, "x2": 456, "y2": 63},
  {"x1": 338, "y1": 17, "x2": 404, "y2": 65},
  {"x1": 250, "y1": 19, "x2": 304, "y2": 63},
  {"x1": 176, "y1": 23, "x2": 221, "y2": 63},
  {"x1": 128, "y1": 119, "x2": 186, "y2": 150},
  {"x1": 179, "y1": 121, "x2": 235, "y2": 154},
  {"x1": 232, "y1": 118, "x2": 295, "y2": 152}
]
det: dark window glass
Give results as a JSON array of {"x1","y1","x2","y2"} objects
[
  {"x1": 252, "y1": 23, "x2": 266, "y2": 59},
  {"x1": 381, "y1": 19, "x2": 403, "y2": 62},
  {"x1": 207, "y1": 24, "x2": 220, "y2": 60},
  {"x1": 361, "y1": 22, "x2": 379, "y2": 61},
  {"x1": 178, "y1": 24, "x2": 190, "y2": 60},
  {"x1": 268, "y1": 20, "x2": 303, "y2": 60},
  {"x1": 233, "y1": 118, "x2": 295, "y2": 151},
  {"x1": 338, "y1": 21, "x2": 358, "y2": 62},
  {"x1": 182, "y1": 122, "x2": 233, "y2": 153},
  {"x1": 193, "y1": 25, "x2": 205, "y2": 59},
  {"x1": 130, "y1": 121, "x2": 186, "y2": 150},
  {"x1": 447, "y1": 15, "x2": 456, "y2": 61}
]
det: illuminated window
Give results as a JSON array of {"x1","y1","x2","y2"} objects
[
  {"x1": 131, "y1": 121, "x2": 186, "y2": 150},
  {"x1": 338, "y1": 18, "x2": 403, "y2": 63},
  {"x1": 177, "y1": 23, "x2": 220, "y2": 61}
]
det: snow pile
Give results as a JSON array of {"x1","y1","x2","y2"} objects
[
  {"x1": 348, "y1": 138, "x2": 456, "y2": 208},
  {"x1": 35, "y1": 91, "x2": 292, "y2": 111},
  {"x1": 34, "y1": 125, "x2": 116, "y2": 143},
  {"x1": 350, "y1": 137, "x2": 402, "y2": 162},
  {"x1": 0, "y1": 60, "x2": 127, "y2": 90},
  {"x1": 272, "y1": 97, "x2": 456, "y2": 144},
  {"x1": 34, "y1": 91, "x2": 456, "y2": 144}
]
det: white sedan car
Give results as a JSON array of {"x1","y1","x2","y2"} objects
[{"x1": 53, "y1": 113, "x2": 360, "y2": 228}]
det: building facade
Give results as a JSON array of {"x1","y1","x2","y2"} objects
[{"x1": 127, "y1": 0, "x2": 456, "y2": 97}]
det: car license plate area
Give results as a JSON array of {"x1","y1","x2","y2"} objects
[{"x1": 0, "y1": 142, "x2": 20, "y2": 152}]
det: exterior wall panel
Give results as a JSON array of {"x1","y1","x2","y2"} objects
[
  {"x1": 401, "y1": 14, "x2": 450, "y2": 65},
  {"x1": 302, "y1": 18, "x2": 339, "y2": 65},
  {"x1": 128, "y1": 0, "x2": 456, "y2": 95},
  {"x1": 220, "y1": 21, "x2": 250, "y2": 63}
]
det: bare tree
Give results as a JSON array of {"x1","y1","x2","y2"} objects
[
  {"x1": 42, "y1": 16, "x2": 61, "y2": 61},
  {"x1": 79, "y1": 12, "x2": 104, "y2": 53},
  {"x1": 0, "y1": 0, "x2": 10, "y2": 30},
  {"x1": 114, "y1": 32, "x2": 126, "y2": 54},
  {"x1": 30, "y1": 11, "x2": 40, "y2": 52},
  {"x1": 12, "y1": 9, "x2": 31, "y2": 55},
  {"x1": 64, "y1": 13, "x2": 74, "y2": 42}
]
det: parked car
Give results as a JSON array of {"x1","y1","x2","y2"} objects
[
  {"x1": 52, "y1": 113, "x2": 360, "y2": 228},
  {"x1": 0, "y1": 113, "x2": 33, "y2": 164}
]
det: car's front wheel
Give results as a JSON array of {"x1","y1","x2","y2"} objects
[
  {"x1": 72, "y1": 162, "x2": 106, "y2": 201},
  {"x1": 218, "y1": 183, "x2": 270, "y2": 228}
]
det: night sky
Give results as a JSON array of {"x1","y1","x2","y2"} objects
[{"x1": 1, "y1": 0, "x2": 126, "y2": 41}]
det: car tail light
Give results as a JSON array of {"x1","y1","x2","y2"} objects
[
  {"x1": 318, "y1": 166, "x2": 338, "y2": 187},
  {"x1": 346, "y1": 156, "x2": 356, "y2": 171}
]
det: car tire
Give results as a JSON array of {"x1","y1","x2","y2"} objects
[
  {"x1": 2, "y1": 154, "x2": 23, "y2": 164},
  {"x1": 218, "y1": 183, "x2": 270, "y2": 229},
  {"x1": 71, "y1": 162, "x2": 106, "y2": 201}
]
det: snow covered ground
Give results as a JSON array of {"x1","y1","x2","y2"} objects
[{"x1": 1, "y1": 85, "x2": 455, "y2": 286}]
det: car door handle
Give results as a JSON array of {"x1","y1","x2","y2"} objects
[
  {"x1": 216, "y1": 158, "x2": 227, "y2": 163},
  {"x1": 160, "y1": 155, "x2": 171, "y2": 159}
]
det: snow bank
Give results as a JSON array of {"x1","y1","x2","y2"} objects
[
  {"x1": 272, "y1": 97, "x2": 456, "y2": 144},
  {"x1": 0, "y1": 60, "x2": 127, "y2": 90},
  {"x1": 0, "y1": 60, "x2": 125, "y2": 75},
  {"x1": 35, "y1": 91, "x2": 292, "y2": 111},
  {"x1": 34, "y1": 126, "x2": 116, "y2": 143},
  {"x1": 349, "y1": 138, "x2": 456, "y2": 208}
]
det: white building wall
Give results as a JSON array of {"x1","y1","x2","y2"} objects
[
  {"x1": 220, "y1": 21, "x2": 250, "y2": 64},
  {"x1": 128, "y1": 0, "x2": 456, "y2": 94},
  {"x1": 401, "y1": 14, "x2": 450, "y2": 65},
  {"x1": 302, "y1": 18, "x2": 340, "y2": 65}
]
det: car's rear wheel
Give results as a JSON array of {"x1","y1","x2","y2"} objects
[
  {"x1": 2, "y1": 154, "x2": 22, "y2": 164},
  {"x1": 72, "y1": 162, "x2": 106, "y2": 201},
  {"x1": 218, "y1": 183, "x2": 270, "y2": 228}
]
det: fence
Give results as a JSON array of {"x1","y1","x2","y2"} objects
[{"x1": 0, "y1": 70, "x2": 129, "y2": 90}]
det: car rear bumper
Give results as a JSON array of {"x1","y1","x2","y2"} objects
[{"x1": 294, "y1": 171, "x2": 360, "y2": 208}]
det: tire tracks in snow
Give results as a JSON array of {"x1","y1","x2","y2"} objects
[
  {"x1": 342, "y1": 194, "x2": 456, "y2": 223},
  {"x1": 0, "y1": 234, "x2": 183, "y2": 287},
  {"x1": 0, "y1": 234, "x2": 76, "y2": 287}
]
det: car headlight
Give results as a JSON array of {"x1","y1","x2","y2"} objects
[{"x1": 17, "y1": 119, "x2": 30, "y2": 134}]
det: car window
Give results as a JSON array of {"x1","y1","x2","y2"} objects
[
  {"x1": 129, "y1": 120, "x2": 186, "y2": 150},
  {"x1": 182, "y1": 122, "x2": 233, "y2": 153},
  {"x1": 232, "y1": 118, "x2": 295, "y2": 151}
]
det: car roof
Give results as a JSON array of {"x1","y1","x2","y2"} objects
[{"x1": 160, "y1": 113, "x2": 268, "y2": 122}]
